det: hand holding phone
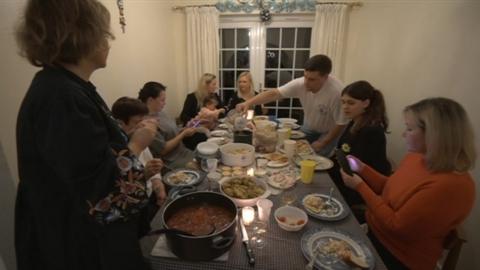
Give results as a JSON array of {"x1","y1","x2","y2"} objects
[{"x1": 335, "y1": 149, "x2": 353, "y2": 176}]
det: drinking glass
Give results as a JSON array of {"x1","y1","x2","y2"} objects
[{"x1": 206, "y1": 158, "x2": 218, "y2": 173}]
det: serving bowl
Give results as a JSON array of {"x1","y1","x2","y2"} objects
[
  {"x1": 219, "y1": 143, "x2": 255, "y2": 167},
  {"x1": 274, "y1": 205, "x2": 308, "y2": 231},
  {"x1": 219, "y1": 176, "x2": 268, "y2": 207},
  {"x1": 197, "y1": 142, "x2": 219, "y2": 156}
]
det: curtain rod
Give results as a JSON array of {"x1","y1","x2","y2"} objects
[{"x1": 172, "y1": 1, "x2": 362, "y2": 11}]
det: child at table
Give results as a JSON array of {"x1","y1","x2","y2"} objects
[{"x1": 187, "y1": 96, "x2": 222, "y2": 131}]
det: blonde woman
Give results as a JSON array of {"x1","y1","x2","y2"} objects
[
  {"x1": 341, "y1": 97, "x2": 476, "y2": 269},
  {"x1": 180, "y1": 73, "x2": 225, "y2": 125},
  {"x1": 226, "y1": 71, "x2": 264, "y2": 115},
  {"x1": 15, "y1": 0, "x2": 156, "y2": 269}
]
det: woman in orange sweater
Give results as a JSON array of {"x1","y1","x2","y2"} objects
[{"x1": 340, "y1": 97, "x2": 476, "y2": 270}]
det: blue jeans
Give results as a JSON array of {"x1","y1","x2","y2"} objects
[{"x1": 301, "y1": 126, "x2": 338, "y2": 157}]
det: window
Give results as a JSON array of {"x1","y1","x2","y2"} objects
[{"x1": 219, "y1": 15, "x2": 314, "y2": 123}]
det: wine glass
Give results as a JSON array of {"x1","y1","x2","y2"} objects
[
  {"x1": 250, "y1": 220, "x2": 267, "y2": 249},
  {"x1": 281, "y1": 188, "x2": 297, "y2": 206}
]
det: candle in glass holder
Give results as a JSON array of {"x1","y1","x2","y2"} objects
[{"x1": 242, "y1": 206, "x2": 255, "y2": 225}]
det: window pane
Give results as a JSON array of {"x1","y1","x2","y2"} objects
[
  {"x1": 266, "y1": 50, "x2": 279, "y2": 68},
  {"x1": 237, "y1": 51, "x2": 250, "y2": 69},
  {"x1": 223, "y1": 89, "x2": 235, "y2": 105},
  {"x1": 292, "y1": 98, "x2": 302, "y2": 107},
  {"x1": 266, "y1": 28, "x2": 280, "y2": 48},
  {"x1": 279, "y1": 70, "x2": 293, "y2": 86},
  {"x1": 294, "y1": 70, "x2": 304, "y2": 79},
  {"x1": 278, "y1": 97, "x2": 291, "y2": 107},
  {"x1": 222, "y1": 51, "x2": 235, "y2": 68},
  {"x1": 281, "y1": 28, "x2": 295, "y2": 48},
  {"x1": 292, "y1": 109, "x2": 304, "y2": 125},
  {"x1": 222, "y1": 29, "x2": 235, "y2": 48},
  {"x1": 280, "y1": 50, "x2": 294, "y2": 69},
  {"x1": 265, "y1": 71, "x2": 278, "y2": 88},
  {"x1": 222, "y1": 70, "x2": 235, "y2": 88},
  {"x1": 296, "y1": 28, "x2": 311, "y2": 48},
  {"x1": 295, "y1": 50, "x2": 309, "y2": 69},
  {"x1": 278, "y1": 109, "x2": 290, "y2": 118},
  {"x1": 237, "y1": 29, "x2": 249, "y2": 49}
]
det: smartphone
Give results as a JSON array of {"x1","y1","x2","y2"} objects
[{"x1": 335, "y1": 149, "x2": 353, "y2": 176}]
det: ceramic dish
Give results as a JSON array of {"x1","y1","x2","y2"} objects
[
  {"x1": 301, "y1": 228, "x2": 375, "y2": 270},
  {"x1": 210, "y1": 130, "x2": 229, "y2": 137},
  {"x1": 294, "y1": 155, "x2": 334, "y2": 170},
  {"x1": 302, "y1": 193, "x2": 349, "y2": 221},
  {"x1": 163, "y1": 169, "x2": 203, "y2": 187},
  {"x1": 290, "y1": 130, "x2": 306, "y2": 139}
]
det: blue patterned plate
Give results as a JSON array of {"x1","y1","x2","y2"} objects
[{"x1": 301, "y1": 228, "x2": 375, "y2": 270}]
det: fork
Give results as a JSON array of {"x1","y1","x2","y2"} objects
[
  {"x1": 324, "y1": 187, "x2": 334, "y2": 209},
  {"x1": 305, "y1": 243, "x2": 321, "y2": 270}
]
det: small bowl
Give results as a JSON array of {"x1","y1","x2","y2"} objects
[
  {"x1": 197, "y1": 142, "x2": 219, "y2": 156},
  {"x1": 274, "y1": 205, "x2": 308, "y2": 231}
]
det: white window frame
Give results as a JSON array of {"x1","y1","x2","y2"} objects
[{"x1": 219, "y1": 14, "x2": 314, "y2": 118}]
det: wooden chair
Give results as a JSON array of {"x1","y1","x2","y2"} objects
[{"x1": 439, "y1": 228, "x2": 466, "y2": 270}]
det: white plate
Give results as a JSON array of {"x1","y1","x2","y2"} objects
[
  {"x1": 295, "y1": 155, "x2": 333, "y2": 170},
  {"x1": 210, "y1": 130, "x2": 229, "y2": 137},
  {"x1": 267, "y1": 172, "x2": 297, "y2": 189},
  {"x1": 302, "y1": 193, "x2": 348, "y2": 221},
  {"x1": 267, "y1": 160, "x2": 289, "y2": 168},
  {"x1": 277, "y1": 118, "x2": 298, "y2": 124},
  {"x1": 163, "y1": 169, "x2": 202, "y2": 186},
  {"x1": 301, "y1": 228, "x2": 375, "y2": 270},
  {"x1": 290, "y1": 130, "x2": 306, "y2": 139},
  {"x1": 279, "y1": 122, "x2": 300, "y2": 130},
  {"x1": 207, "y1": 137, "x2": 230, "y2": 145}
]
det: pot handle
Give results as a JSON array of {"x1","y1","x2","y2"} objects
[{"x1": 211, "y1": 235, "x2": 235, "y2": 250}]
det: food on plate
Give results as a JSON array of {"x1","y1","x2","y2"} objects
[
  {"x1": 266, "y1": 152, "x2": 288, "y2": 163},
  {"x1": 221, "y1": 176, "x2": 265, "y2": 199},
  {"x1": 168, "y1": 171, "x2": 192, "y2": 184},
  {"x1": 226, "y1": 147, "x2": 252, "y2": 155},
  {"x1": 268, "y1": 172, "x2": 295, "y2": 188},
  {"x1": 320, "y1": 239, "x2": 369, "y2": 269}
]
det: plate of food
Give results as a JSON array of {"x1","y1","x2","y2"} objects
[
  {"x1": 163, "y1": 169, "x2": 202, "y2": 187},
  {"x1": 301, "y1": 228, "x2": 374, "y2": 270},
  {"x1": 265, "y1": 152, "x2": 289, "y2": 168},
  {"x1": 277, "y1": 118, "x2": 298, "y2": 124},
  {"x1": 266, "y1": 170, "x2": 297, "y2": 189},
  {"x1": 302, "y1": 193, "x2": 349, "y2": 221},
  {"x1": 295, "y1": 155, "x2": 333, "y2": 170},
  {"x1": 290, "y1": 130, "x2": 306, "y2": 139},
  {"x1": 279, "y1": 122, "x2": 300, "y2": 130},
  {"x1": 211, "y1": 130, "x2": 229, "y2": 137}
]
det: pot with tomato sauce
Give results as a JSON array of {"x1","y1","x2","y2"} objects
[{"x1": 160, "y1": 191, "x2": 238, "y2": 260}]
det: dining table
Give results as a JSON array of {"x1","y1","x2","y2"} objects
[{"x1": 140, "y1": 167, "x2": 388, "y2": 270}]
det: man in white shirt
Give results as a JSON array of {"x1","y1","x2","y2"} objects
[{"x1": 237, "y1": 54, "x2": 347, "y2": 156}]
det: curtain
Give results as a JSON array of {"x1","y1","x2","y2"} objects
[
  {"x1": 186, "y1": 7, "x2": 220, "y2": 91},
  {"x1": 310, "y1": 4, "x2": 348, "y2": 79}
]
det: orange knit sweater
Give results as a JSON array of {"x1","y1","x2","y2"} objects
[{"x1": 356, "y1": 153, "x2": 475, "y2": 269}]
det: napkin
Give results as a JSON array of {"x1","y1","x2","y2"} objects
[{"x1": 151, "y1": 234, "x2": 229, "y2": 261}]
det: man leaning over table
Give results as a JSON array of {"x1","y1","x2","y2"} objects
[{"x1": 236, "y1": 54, "x2": 347, "y2": 156}]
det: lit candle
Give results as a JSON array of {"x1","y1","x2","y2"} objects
[
  {"x1": 246, "y1": 109, "x2": 254, "y2": 120},
  {"x1": 242, "y1": 206, "x2": 255, "y2": 225},
  {"x1": 247, "y1": 168, "x2": 254, "y2": 177}
]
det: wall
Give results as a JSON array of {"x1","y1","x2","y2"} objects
[
  {"x1": 343, "y1": 1, "x2": 480, "y2": 269},
  {"x1": 0, "y1": 0, "x2": 479, "y2": 269}
]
